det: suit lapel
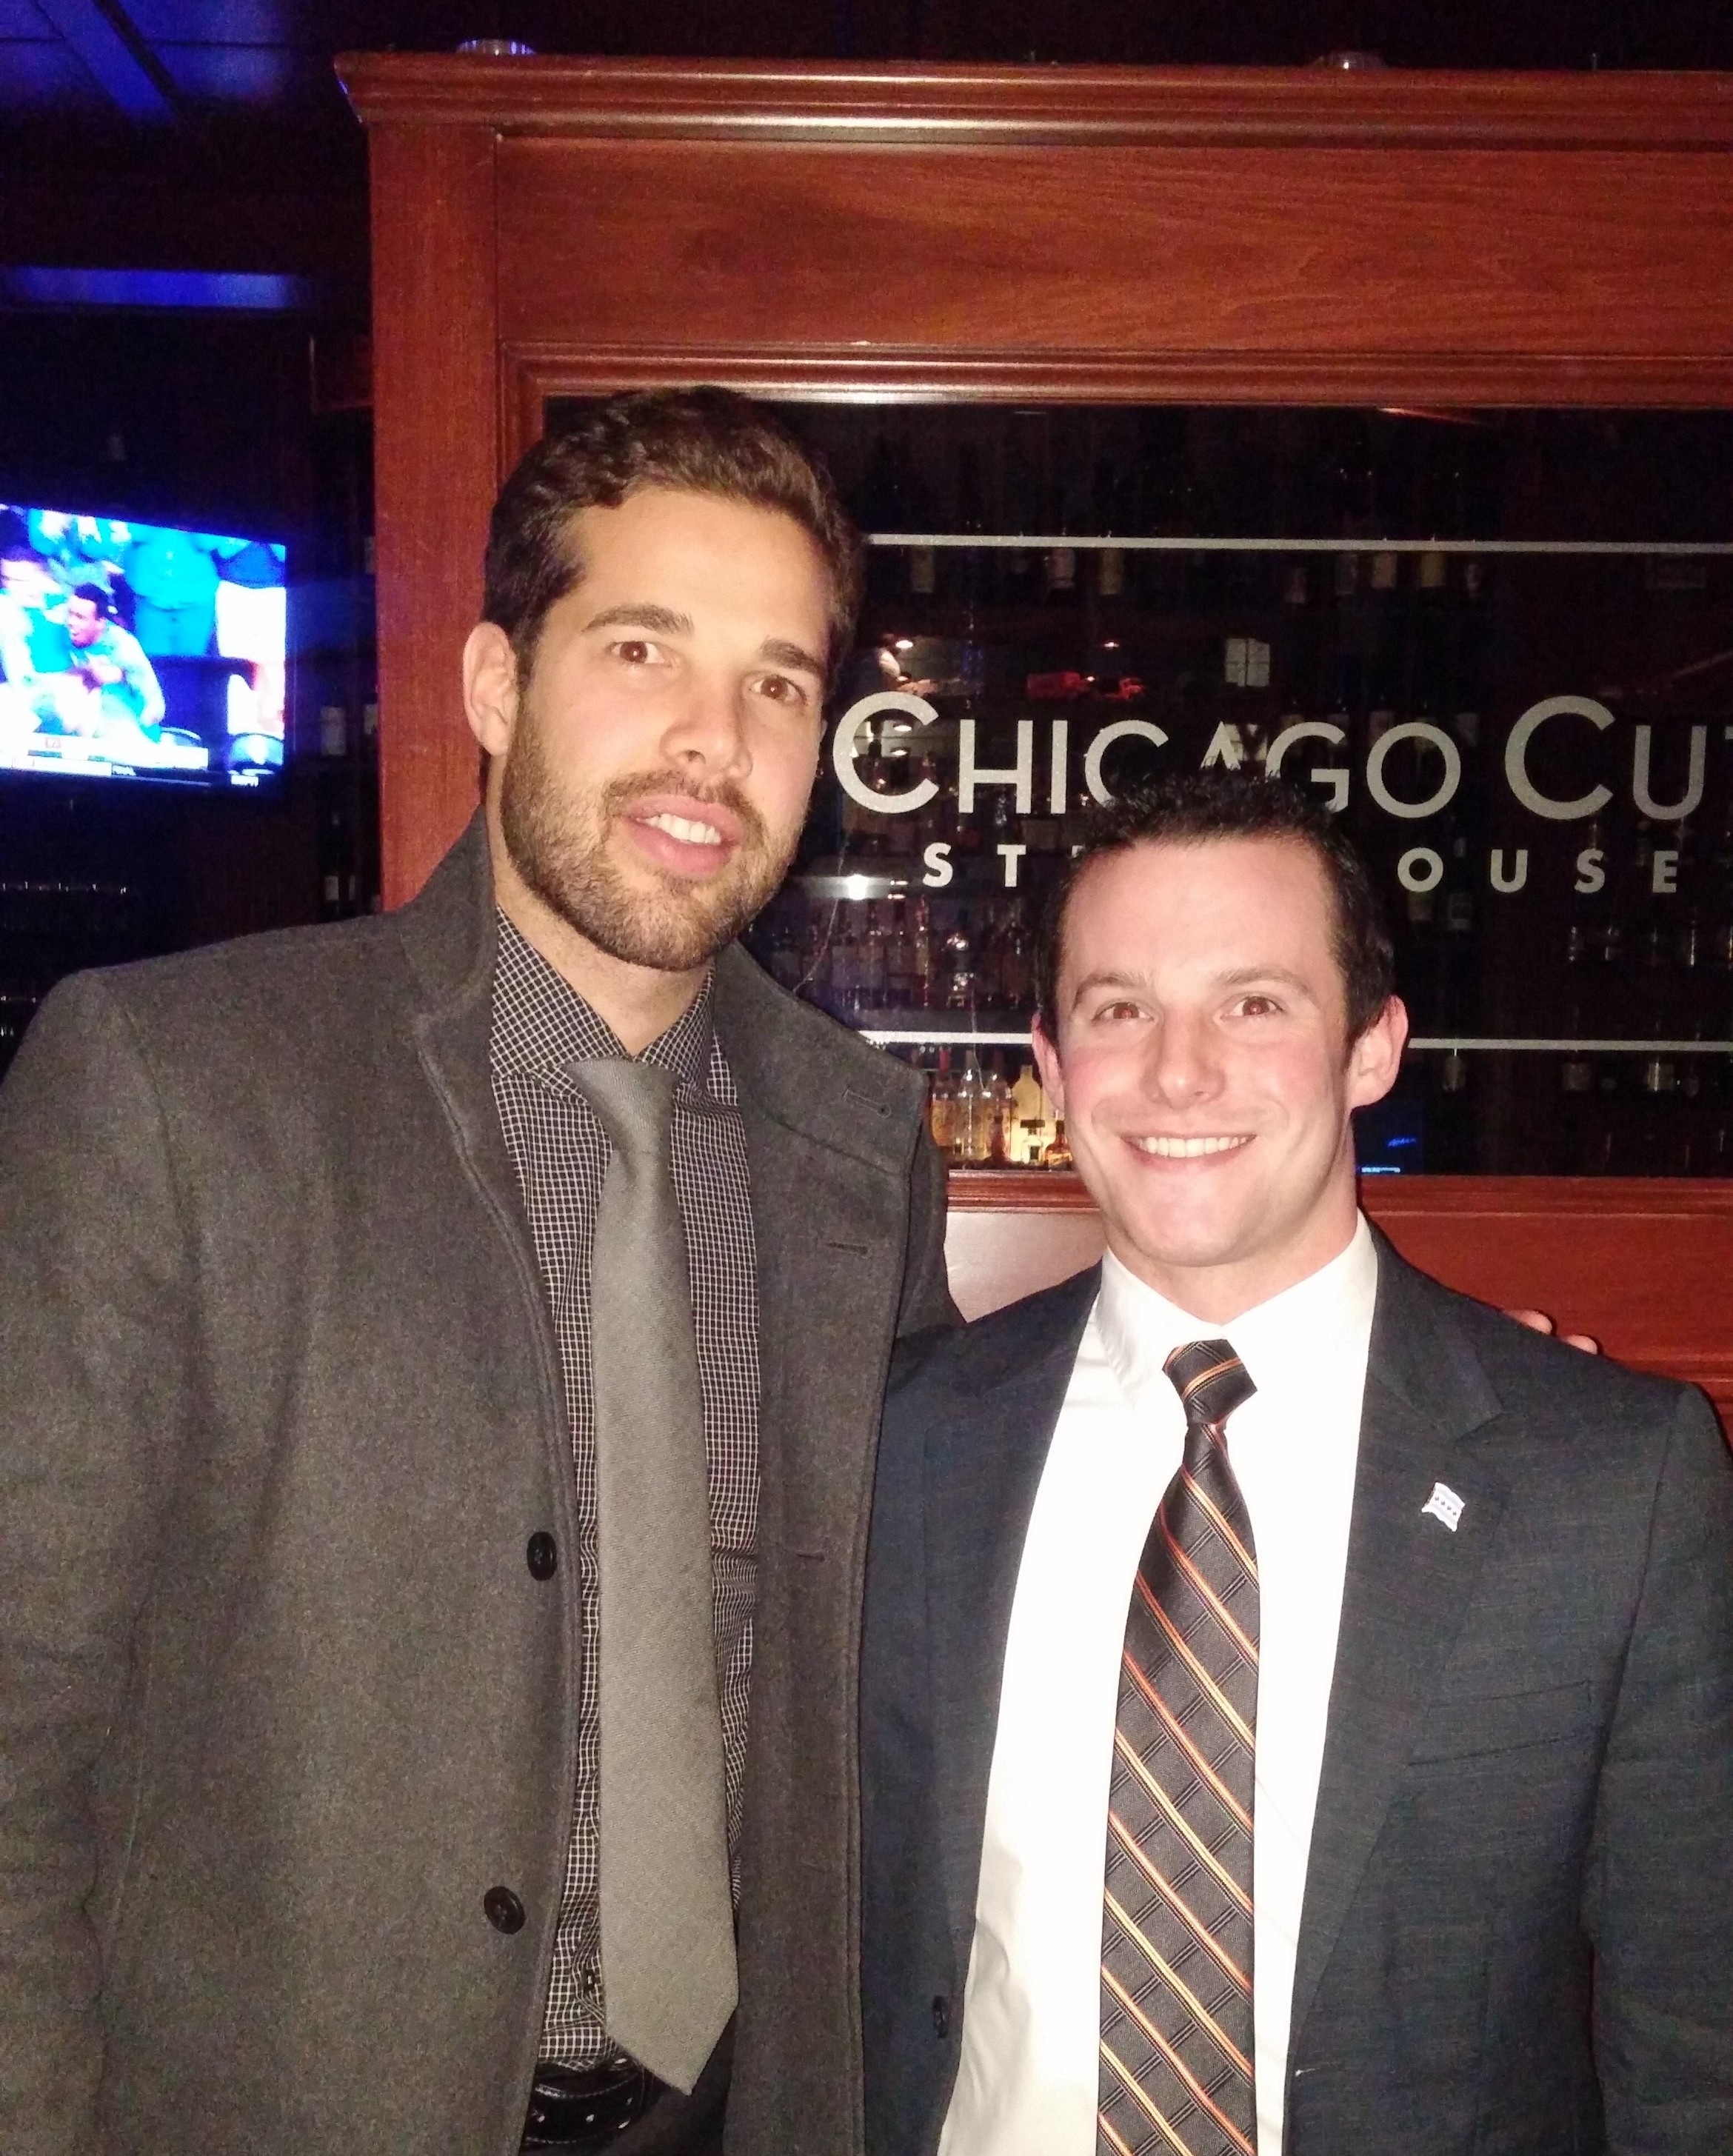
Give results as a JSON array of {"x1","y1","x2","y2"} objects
[
  {"x1": 1287, "y1": 1241, "x2": 1509, "y2": 2057},
  {"x1": 924, "y1": 1271, "x2": 1102, "y2": 1974}
]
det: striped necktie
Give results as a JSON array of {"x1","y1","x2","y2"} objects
[{"x1": 1099, "y1": 1338, "x2": 1259, "y2": 2156}]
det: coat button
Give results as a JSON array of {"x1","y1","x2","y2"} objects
[
  {"x1": 931, "y1": 1995, "x2": 951, "y2": 2039},
  {"x1": 484, "y1": 1886, "x2": 526, "y2": 1935},
  {"x1": 526, "y1": 1532, "x2": 558, "y2": 1581}
]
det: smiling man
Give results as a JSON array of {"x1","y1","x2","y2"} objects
[
  {"x1": 0, "y1": 390, "x2": 952, "y2": 2156},
  {"x1": 861, "y1": 770, "x2": 1733, "y2": 2156}
]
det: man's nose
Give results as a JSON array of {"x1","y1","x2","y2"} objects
[
  {"x1": 661, "y1": 674, "x2": 751, "y2": 778},
  {"x1": 1143, "y1": 1011, "x2": 1223, "y2": 1103}
]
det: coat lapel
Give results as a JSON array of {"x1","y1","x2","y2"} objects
[
  {"x1": 710, "y1": 944, "x2": 933, "y2": 1556},
  {"x1": 1286, "y1": 1240, "x2": 1509, "y2": 2057},
  {"x1": 389, "y1": 818, "x2": 570, "y2": 1366},
  {"x1": 923, "y1": 1270, "x2": 1103, "y2": 1973}
]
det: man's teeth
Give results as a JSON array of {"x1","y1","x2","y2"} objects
[
  {"x1": 1132, "y1": 1135, "x2": 1250, "y2": 1158},
  {"x1": 644, "y1": 812, "x2": 723, "y2": 847}
]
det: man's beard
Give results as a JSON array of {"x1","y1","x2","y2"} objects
[{"x1": 498, "y1": 713, "x2": 798, "y2": 973}]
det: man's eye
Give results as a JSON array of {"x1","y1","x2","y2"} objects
[
  {"x1": 1235, "y1": 994, "x2": 1280, "y2": 1018},
  {"x1": 1094, "y1": 1000, "x2": 1145, "y2": 1024},
  {"x1": 755, "y1": 673, "x2": 809, "y2": 708},
  {"x1": 612, "y1": 638, "x2": 664, "y2": 666}
]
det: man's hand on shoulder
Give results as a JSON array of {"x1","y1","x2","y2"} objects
[{"x1": 1506, "y1": 1308, "x2": 1600, "y2": 1354}]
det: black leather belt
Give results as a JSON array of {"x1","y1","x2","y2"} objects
[{"x1": 521, "y1": 2059, "x2": 663, "y2": 2149}]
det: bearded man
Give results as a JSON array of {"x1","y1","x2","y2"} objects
[{"x1": 0, "y1": 390, "x2": 954, "y2": 2156}]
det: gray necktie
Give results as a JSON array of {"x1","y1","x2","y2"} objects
[{"x1": 571, "y1": 1058, "x2": 737, "y2": 2092}]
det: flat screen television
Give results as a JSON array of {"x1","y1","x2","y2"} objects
[{"x1": 0, "y1": 500, "x2": 287, "y2": 788}]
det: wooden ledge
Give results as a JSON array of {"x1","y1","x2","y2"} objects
[
  {"x1": 338, "y1": 58, "x2": 1733, "y2": 151},
  {"x1": 941, "y1": 1173, "x2": 1733, "y2": 1415}
]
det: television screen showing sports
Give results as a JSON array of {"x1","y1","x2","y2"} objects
[{"x1": 0, "y1": 501, "x2": 287, "y2": 787}]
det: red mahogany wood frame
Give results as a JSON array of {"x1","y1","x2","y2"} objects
[{"x1": 341, "y1": 59, "x2": 1733, "y2": 1393}]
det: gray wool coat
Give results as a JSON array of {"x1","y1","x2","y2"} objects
[{"x1": 0, "y1": 817, "x2": 955, "y2": 2156}]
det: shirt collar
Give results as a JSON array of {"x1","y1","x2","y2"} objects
[
  {"x1": 1096, "y1": 1212, "x2": 1379, "y2": 1418},
  {"x1": 490, "y1": 910, "x2": 717, "y2": 1095}
]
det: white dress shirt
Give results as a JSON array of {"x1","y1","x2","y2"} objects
[{"x1": 938, "y1": 1217, "x2": 1378, "y2": 2156}]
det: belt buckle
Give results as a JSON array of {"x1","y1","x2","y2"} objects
[{"x1": 521, "y1": 2059, "x2": 653, "y2": 2149}]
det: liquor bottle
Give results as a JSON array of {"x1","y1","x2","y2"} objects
[
  {"x1": 1554, "y1": 919, "x2": 1606, "y2": 1172},
  {"x1": 766, "y1": 914, "x2": 803, "y2": 992},
  {"x1": 858, "y1": 900, "x2": 889, "y2": 1012},
  {"x1": 1364, "y1": 548, "x2": 1403, "y2": 744},
  {"x1": 953, "y1": 1050, "x2": 994, "y2": 1167},
  {"x1": 1635, "y1": 912, "x2": 1677, "y2": 1051},
  {"x1": 879, "y1": 735, "x2": 921, "y2": 861},
  {"x1": 990, "y1": 898, "x2": 1035, "y2": 1012},
  {"x1": 1604, "y1": 821, "x2": 1657, "y2": 1040},
  {"x1": 1009, "y1": 1061, "x2": 1049, "y2": 1165},
  {"x1": 841, "y1": 724, "x2": 891, "y2": 859},
  {"x1": 926, "y1": 1049, "x2": 958, "y2": 1157},
  {"x1": 317, "y1": 798, "x2": 355, "y2": 919},
  {"x1": 800, "y1": 915, "x2": 831, "y2": 1012},
  {"x1": 1044, "y1": 538, "x2": 1078, "y2": 604},
  {"x1": 1551, "y1": 1051, "x2": 1603, "y2": 1175},
  {"x1": 986, "y1": 1052, "x2": 1016, "y2": 1166},
  {"x1": 1589, "y1": 832, "x2": 1632, "y2": 1041},
  {"x1": 828, "y1": 903, "x2": 861, "y2": 1018},
  {"x1": 941, "y1": 911, "x2": 979, "y2": 1012},
  {"x1": 1590, "y1": 1059, "x2": 1627, "y2": 1173},
  {"x1": 886, "y1": 893, "x2": 917, "y2": 1009},
  {"x1": 910, "y1": 894, "x2": 937, "y2": 1009},
  {"x1": 956, "y1": 440, "x2": 987, "y2": 536},
  {"x1": 1412, "y1": 547, "x2": 1450, "y2": 722},
  {"x1": 917, "y1": 747, "x2": 955, "y2": 852},
  {"x1": 1631, "y1": 1055, "x2": 1683, "y2": 1175},
  {"x1": 1040, "y1": 1118, "x2": 1072, "y2": 1169},
  {"x1": 1676, "y1": 1051, "x2": 1715, "y2": 1173},
  {"x1": 1427, "y1": 1048, "x2": 1475, "y2": 1172}
]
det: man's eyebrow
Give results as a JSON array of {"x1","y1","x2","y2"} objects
[
  {"x1": 1215, "y1": 964, "x2": 1318, "y2": 998},
  {"x1": 1066, "y1": 964, "x2": 1320, "y2": 1003},
  {"x1": 1067, "y1": 969, "x2": 1152, "y2": 1004},
  {"x1": 581, "y1": 602, "x2": 693, "y2": 636},
  {"x1": 758, "y1": 638, "x2": 828, "y2": 678},
  {"x1": 578, "y1": 609, "x2": 825, "y2": 679}
]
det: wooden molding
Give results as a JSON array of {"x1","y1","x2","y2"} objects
[
  {"x1": 947, "y1": 1172, "x2": 1733, "y2": 1218},
  {"x1": 492, "y1": 136, "x2": 1733, "y2": 396},
  {"x1": 507, "y1": 344, "x2": 1733, "y2": 424},
  {"x1": 338, "y1": 57, "x2": 1733, "y2": 152},
  {"x1": 368, "y1": 122, "x2": 500, "y2": 910}
]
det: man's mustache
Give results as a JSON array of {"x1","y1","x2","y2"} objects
[{"x1": 599, "y1": 770, "x2": 770, "y2": 850}]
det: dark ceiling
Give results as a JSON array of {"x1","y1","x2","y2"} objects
[{"x1": 4, "y1": 1, "x2": 1733, "y2": 316}]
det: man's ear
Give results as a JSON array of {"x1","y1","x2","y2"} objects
[
  {"x1": 1346, "y1": 994, "x2": 1409, "y2": 1112},
  {"x1": 463, "y1": 621, "x2": 519, "y2": 761},
  {"x1": 1031, "y1": 1013, "x2": 1066, "y2": 1116}
]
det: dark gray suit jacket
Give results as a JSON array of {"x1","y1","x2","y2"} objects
[
  {"x1": 861, "y1": 1244, "x2": 1733, "y2": 2156},
  {"x1": 0, "y1": 817, "x2": 955, "y2": 2156}
]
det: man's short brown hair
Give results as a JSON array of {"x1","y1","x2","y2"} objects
[
  {"x1": 481, "y1": 387, "x2": 862, "y2": 680},
  {"x1": 1034, "y1": 769, "x2": 1396, "y2": 1044}
]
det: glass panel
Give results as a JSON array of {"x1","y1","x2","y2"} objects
[{"x1": 547, "y1": 402, "x2": 1733, "y2": 1174}]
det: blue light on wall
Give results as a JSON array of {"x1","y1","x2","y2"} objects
[{"x1": 0, "y1": 269, "x2": 324, "y2": 313}]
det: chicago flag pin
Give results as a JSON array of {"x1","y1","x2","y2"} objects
[{"x1": 1420, "y1": 1481, "x2": 1465, "y2": 1532}]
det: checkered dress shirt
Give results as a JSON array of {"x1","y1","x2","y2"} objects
[{"x1": 490, "y1": 915, "x2": 760, "y2": 2069}]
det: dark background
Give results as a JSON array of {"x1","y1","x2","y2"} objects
[{"x1": 7, "y1": 3, "x2": 1733, "y2": 358}]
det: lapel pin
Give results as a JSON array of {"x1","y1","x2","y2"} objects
[{"x1": 1420, "y1": 1481, "x2": 1464, "y2": 1533}]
